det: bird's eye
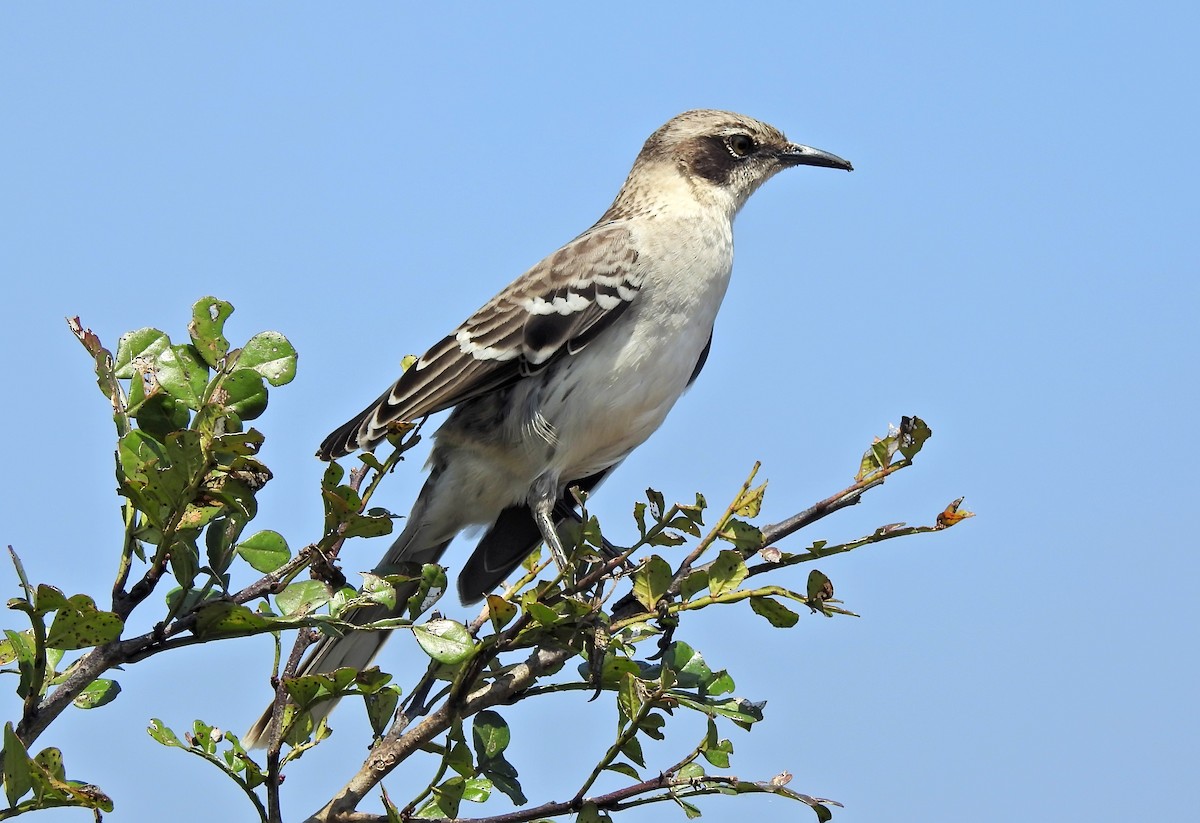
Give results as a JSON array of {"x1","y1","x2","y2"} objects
[{"x1": 726, "y1": 134, "x2": 757, "y2": 158}]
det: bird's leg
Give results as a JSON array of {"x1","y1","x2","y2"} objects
[{"x1": 531, "y1": 474, "x2": 570, "y2": 573}]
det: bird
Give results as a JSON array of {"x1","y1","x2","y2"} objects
[{"x1": 245, "y1": 109, "x2": 851, "y2": 747}]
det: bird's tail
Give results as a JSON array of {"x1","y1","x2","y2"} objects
[
  {"x1": 242, "y1": 602, "x2": 395, "y2": 748},
  {"x1": 243, "y1": 516, "x2": 452, "y2": 749}
]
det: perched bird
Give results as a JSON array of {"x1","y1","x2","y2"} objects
[{"x1": 246, "y1": 109, "x2": 850, "y2": 747}]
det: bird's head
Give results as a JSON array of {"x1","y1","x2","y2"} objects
[{"x1": 621, "y1": 109, "x2": 852, "y2": 217}]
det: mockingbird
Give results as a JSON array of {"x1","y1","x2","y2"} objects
[{"x1": 246, "y1": 109, "x2": 850, "y2": 747}]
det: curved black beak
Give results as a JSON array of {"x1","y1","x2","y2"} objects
[{"x1": 781, "y1": 143, "x2": 853, "y2": 172}]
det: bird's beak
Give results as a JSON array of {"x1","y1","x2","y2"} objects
[{"x1": 780, "y1": 143, "x2": 853, "y2": 172}]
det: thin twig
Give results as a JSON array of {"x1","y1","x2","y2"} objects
[
  {"x1": 758, "y1": 461, "x2": 910, "y2": 547},
  {"x1": 266, "y1": 628, "x2": 318, "y2": 823},
  {"x1": 317, "y1": 771, "x2": 818, "y2": 823}
]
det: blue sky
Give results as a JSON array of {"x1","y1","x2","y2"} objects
[{"x1": 2, "y1": 3, "x2": 1196, "y2": 822}]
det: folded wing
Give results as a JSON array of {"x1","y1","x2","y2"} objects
[{"x1": 317, "y1": 223, "x2": 643, "y2": 459}]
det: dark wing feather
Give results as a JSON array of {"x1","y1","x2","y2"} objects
[
  {"x1": 687, "y1": 332, "x2": 713, "y2": 388},
  {"x1": 457, "y1": 467, "x2": 614, "y2": 603},
  {"x1": 318, "y1": 223, "x2": 642, "y2": 459}
]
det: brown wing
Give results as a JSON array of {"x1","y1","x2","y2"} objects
[{"x1": 318, "y1": 222, "x2": 642, "y2": 459}]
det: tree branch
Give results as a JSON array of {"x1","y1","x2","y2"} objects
[
  {"x1": 307, "y1": 645, "x2": 574, "y2": 822},
  {"x1": 758, "y1": 463, "x2": 909, "y2": 548},
  {"x1": 318, "y1": 772, "x2": 832, "y2": 823}
]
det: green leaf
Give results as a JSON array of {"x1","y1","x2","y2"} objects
[
  {"x1": 4, "y1": 723, "x2": 32, "y2": 806},
  {"x1": 91, "y1": 351, "x2": 121, "y2": 406},
  {"x1": 411, "y1": 619, "x2": 475, "y2": 664},
  {"x1": 283, "y1": 675, "x2": 323, "y2": 710},
  {"x1": 354, "y1": 573, "x2": 399, "y2": 612},
  {"x1": 701, "y1": 729, "x2": 733, "y2": 768},
  {"x1": 131, "y1": 392, "x2": 192, "y2": 441},
  {"x1": 667, "y1": 514, "x2": 703, "y2": 537},
  {"x1": 672, "y1": 694, "x2": 766, "y2": 730},
  {"x1": 117, "y1": 429, "x2": 211, "y2": 533},
  {"x1": 633, "y1": 501, "x2": 648, "y2": 536},
  {"x1": 749, "y1": 596, "x2": 800, "y2": 628},
  {"x1": 520, "y1": 545, "x2": 542, "y2": 573},
  {"x1": 168, "y1": 531, "x2": 200, "y2": 590},
  {"x1": 415, "y1": 775, "x2": 465, "y2": 819},
  {"x1": 733, "y1": 481, "x2": 767, "y2": 518},
  {"x1": 620, "y1": 735, "x2": 646, "y2": 767},
  {"x1": 632, "y1": 554, "x2": 672, "y2": 611},
  {"x1": 28, "y1": 758, "x2": 113, "y2": 812},
  {"x1": 321, "y1": 460, "x2": 345, "y2": 491},
  {"x1": 235, "y1": 530, "x2": 290, "y2": 573},
  {"x1": 72, "y1": 679, "x2": 121, "y2": 710},
  {"x1": 579, "y1": 514, "x2": 605, "y2": 550},
  {"x1": 707, "y1": 550, "x2": 747, "y2": 597},
  {"x1": 213, "y1": 428, "x2": 265, "y2": 457},
  {"x1": 707, "y1": 670, "x2": 736, "y2": 696},
  {"x1": 897, "y1": 415, "x2": 932, "y2": 460},
  {"x1": 662, "y1": 642, "x2": 714, "y2": 689},
  {"x1": 114, "y1": 327, "x2": 171, "y2": 378},
  {"x1": 31, "y1": 747, "x2": 65, "y2": 781},
  {"x1": 191, "y1": 720, "x2": 220, "y2": 754},
  {"x1": 524, "y1": 601, "x2": 560, "y2": 627},
  {"x1": 117, "y1": 428, "x2": 166, "y2": 487},
  {"x1": 577, "y1": 801, "x2": 612, "y2": 823},
  {"x1": 405, "y1": 565, "x2": 449, "y2": 619},
  {"x1": 678, "y1": 494, "x2": 707, "y2": 527},
  {"x1": 647, "y1": 530, "x2": 686, "y2": 548},
  {"x1": 204, "y1": 512, "x2": 248, "y2": 574},
  {"x1": 382, "y1": 786, "x2": 403, "y2": 823},
  {"x1": 637, "y1": 711, "x2": 666, "y2": 740},
  {"x1": 202, "y1": 474, "x2": 260, "y2": 522},
  {"x1": 604, "y1": 761, "x2": 641, "y2": 780},
  {"x1": 441, "y1": 722, "x2": 472, "y2": 773},
  {"x1": 617, "y1": 672, "x2": 643, "y2": 723},
  {"x1": 461, "y1": 777, "x2": 492, "y2": 803},
  {"x1": 717, "y1": 518, "x2": 762, "y2": 551},
  {"x1": 486, "y1": 594, "x2": 518, "y2": 632},
  {"x1": 479, "y1": 752, "x2": 525, "y2": 804},
  {"x1": 365, "y1": 687, "x2": 401, "y2": 739},
  {"x1": 646, "y1": 488, "x2": 666, "y2": 520},
  {"x1": 239, "y1": 331, "x2": 297, "y2": 387},
  {"x1": 806, "y1": 570, "x2": 834, "y2": 616},
  {"x1": 44, "y1": 594, "x2": 123, "y2": 651},
  {"x1": 577, "y1": 654, "x2": 642, "y2": 689},
  {"x1": 155, "y1": 344, "x2": 209, "y2": 410},
  {"x1": 217, "y1": 369, "x2": 268, "y2": 420},
  {"x1": 147, "y1": 718, "x2": 183, "y2": 747},
  {"x1": 282, "y1": 705, "x2": 318, "y2": 748},
  {"x1": 472, "y1": 711, "x2": 511, "y2": 760},
  {"x1": 184, "y1": 503, "x2": 224, "y2": 533},
  {"x1": 188, "y1": 297, "x2": 234, "y2": 368},
  {"x1": 680, "y1": 570, "x2": 710, "y2": 601},
  {"x1": 163, "y1": 586, "x2": 210, "y2": 619},
  {"x1": 4, "y1": 630, "x2": 35, "y2": 698},
  {"x1": 33, "y1": 584, "x2": 71, "y2": 616},
  {"x1": 0, "y1": 629, "x2": 34, "y2": 666},
  {"x1": 341, "y1": 507, "x2": 396, "y2": 539},
  {"x1": 275, "y1": 580, "x2": 331, "y2": 616},
  {"x1": 193, "y1": 601, "x2": 278, "y2": 638},
  {"x1": 164, "y1": 429, "x2": 207, "y2": 483}
]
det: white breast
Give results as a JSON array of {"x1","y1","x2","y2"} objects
[{"x1": 536, "y1": 211, "x2": 735, "y2": 479}]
